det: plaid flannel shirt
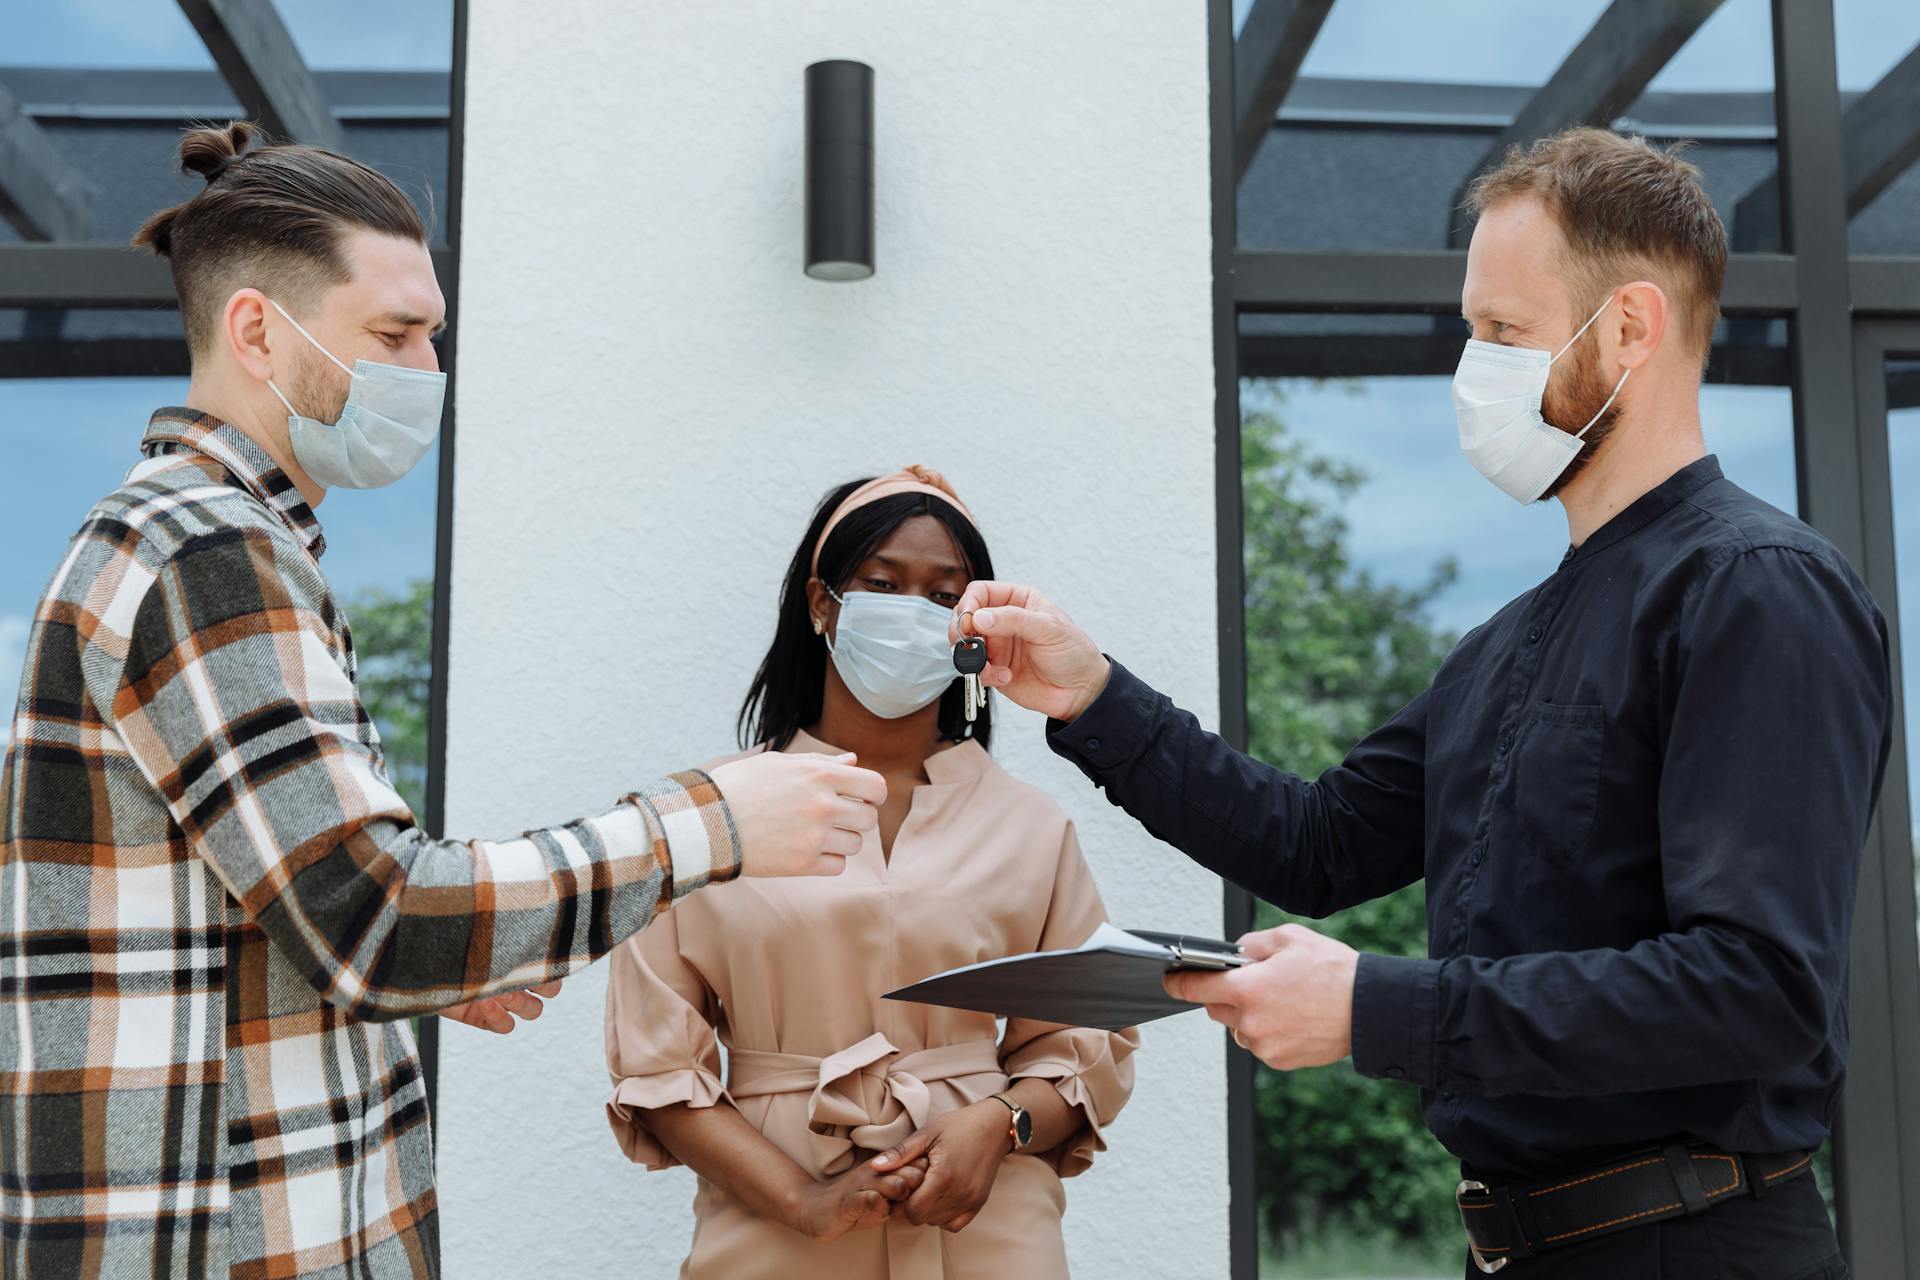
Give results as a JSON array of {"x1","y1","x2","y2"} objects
[{"x1": 0, "y1": 409, "x2": 741, "y2": 1279}]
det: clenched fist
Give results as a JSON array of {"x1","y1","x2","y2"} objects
[{"x1": 708, "y1": 751, "x2": 886, "y2": 878}]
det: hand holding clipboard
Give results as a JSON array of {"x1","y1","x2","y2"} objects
[{"x1": 884, "y1": 923, "x2": 1248, "y2": 1032}]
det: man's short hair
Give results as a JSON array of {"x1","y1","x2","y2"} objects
[
  {"x1": 1467, "y1": 127, "x2": 1729, "y2": 359},
  {"x1": 133, "y1": 121, "x2": 426, "y2": 354}
]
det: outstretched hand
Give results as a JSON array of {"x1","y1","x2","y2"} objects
[
  {"x1": 709, "y1": 750, "x2": 886, "y2": 878},
  {"x1": 438, "y1": 980, "x2": 563, "y2": 1035},
  {"x1": 949, "y1": 582, "x2": 1111, "y2": 723}
]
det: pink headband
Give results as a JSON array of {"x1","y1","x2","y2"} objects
[{"x1": 811, "y1": 465, "x2": 976, "y2": 577}]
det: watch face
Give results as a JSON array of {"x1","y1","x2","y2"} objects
[{"x1": 1013, "y1": 1108, "x2": 1034, "y2": 1148}]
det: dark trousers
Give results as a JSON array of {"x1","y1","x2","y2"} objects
[{"x1": 1459, "y1": 1170, "x2": 1846, "y2": 1279}]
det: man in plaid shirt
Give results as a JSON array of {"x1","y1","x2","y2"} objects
[{"x1": 0, "y1": 123, "x2": 884, "y2": 1279}]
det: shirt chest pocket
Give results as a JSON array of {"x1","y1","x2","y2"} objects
[{"x1": 1507, "y1": 702, "x2": 1605, "y2": 866}]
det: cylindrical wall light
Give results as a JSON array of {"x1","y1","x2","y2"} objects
[{"x1": 805, "y1": 60, "x2": 874, "y2": 281}]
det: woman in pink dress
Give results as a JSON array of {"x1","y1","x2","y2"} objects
[{"x1": 604, "y1": 467, "x2": 1137, "y2": 1278}]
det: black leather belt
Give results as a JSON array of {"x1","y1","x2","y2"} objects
[{"x1": 1456, "y1": 1142, "x2": 1816, "y2": 1273}]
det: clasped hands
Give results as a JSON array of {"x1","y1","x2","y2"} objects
[{"x1": 791, "y1": 1099, "x2": 1016, "y2": 1242}]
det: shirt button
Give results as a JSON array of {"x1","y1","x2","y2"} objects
[
  {"x1": 1086, "y1": 737, "x2": 1102, "y2": 751},
  {"x1": 1386, "y1": 1066, "x2": 1406, "y2": 1081},
  {"x1": 1527, "y1": 624, "x2": 1544, "y2": 643},
  {"x1": 1498, "y1": 736, "x2": 1512, "y2": 756},
  {"x1": 1471, "y1": 846, "x2": 1484, "y2": 867}
]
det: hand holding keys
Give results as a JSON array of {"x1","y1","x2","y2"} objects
[
  {"x1": 953, "y1": 633, "x2": 988, "y2": 722},
  {"x1": 948, "y1": 585, "x2": 1112, "y2": 724}
]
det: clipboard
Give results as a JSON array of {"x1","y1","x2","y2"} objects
[{"x1": 882, "y1": 922, "x2": 1248, "y2": 1032}]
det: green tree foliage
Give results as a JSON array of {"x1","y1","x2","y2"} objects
[
  {"x1": 346, "y1": 579, "x2": 434, "y2": 818},
  {"x1": 1240, "y1": 389, "x2": 1463, "y2": 1257}
]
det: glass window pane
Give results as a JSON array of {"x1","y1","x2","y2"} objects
[
  {"x1": 322, "y1": 445, "x2": 441, "y2": 817},
  {"x1": 0, "y1": 1, "x2": 452, "y2": 71},
  {"x1": 0, "y1": 379, "x2": 439, "y2": 814},
  {"x1": 1833, "y1": 3, "x2": 1920, "y2": 256},
  {"x1": 1646, "y1": 0, "x2": 1777, "y2": 92},
  {"x1": 278, "y1": 1, "x2": 454, "y2": 71},
  {"x1": 0, "y1": 379, "x2": 175, "y2": 735},
  {"x1": 1887, "y1": 358, "x2": 1920, "y2": 953},
  {"x1": 0, "y1": 2, "x2": 454, "y2": 246},
  {"x1": 1236, "y1": 0, "x2": 1782, "y2": 253},
  {"x1": 1238, "y1": 314, "x2": 1796, "y2": 1276},
  {"x1": 0, "y1": 3, "x2": 216, "y2": 69},
  {"x1": 0, "y1": 109, "x2": 451, "y2": 250}
]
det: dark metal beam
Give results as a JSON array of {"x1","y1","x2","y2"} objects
[
  {"x1": 1448, "y1": 0, "x2": 1726, "y2": 244},
  {"x1": 1232, "y1": 0, "x2": 1333, "y2": 179},
  {"x1": 1734, "y1": 43, "x2": 1920, "y2": 250},
  {"x1": 1236, "y1": 250, "x2": 1469, "y2": 313},
  {"x1": 0, "y1": 244, "x2": 458, "y2": 309},
  {"x1": 1232, "y1": 249, "x2": 1797, "y2": 314},
  {"x1": 0, "y1": 79, "x2": 92, "y2": 241},
  {"x1": 1851, "y1": 258, "x2": 1920, "y2": 315},
  {"x1": 1212, "y1": 2, "x2": 1258, "y2": 1277},
  {"x1": 1890, "y1": 361, "x2": 1920, "y2": 411},
  {"x1": 1236, "y1": 330, "x2": 1791, "y2": 385},
  {"x1": 419, "y1": 0, "x2": 470, "y2": 1134},
  {"x1": 174, "y1": 0, "x2": 348, "y2": 151},
  {"x1": 1769, "y1": 1, "x2": 1920, "y2": 1270},
  {"x1": 1838, "y1": 44, "x2": 1920, "y2": 218},
  {"x1": 0, "y1": 246, "x2": 175, "y2": 307},
  {"x1": 0, "y1": 339, "x2": 188, "y2": 380},
  {"x1": 1841, "y1": 320, "x2": 1920, "y2": 1280}
]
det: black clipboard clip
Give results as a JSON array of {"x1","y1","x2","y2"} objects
[{"x1": 1145, "y1": 931, "x2": 1249, "y2": 970}]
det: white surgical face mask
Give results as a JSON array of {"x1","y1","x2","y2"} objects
[
  {"x1": 266, "y1": 299, "x2": 446, "y2": 490},
  {"x1": 823, "y1": 587, "x2": 958, "y2": 720},
  {"x1": 1452, "y1": 293, "x2": 1631, "y2": 504}
]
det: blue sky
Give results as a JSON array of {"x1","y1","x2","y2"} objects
[
  {"x1": 0, "y1": 0, "x2": 451, "y2": 70},
  {"x1": 1233, "y1": 0, "x2": 1919, "y2": 92}
]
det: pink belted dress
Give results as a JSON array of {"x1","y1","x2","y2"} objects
[{"x1": 604, "y1": 731, "x2": 1138, "y2": 1278}]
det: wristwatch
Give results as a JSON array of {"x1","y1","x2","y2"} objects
[{"x1": 989, "y1": 1093, "x2": 1033, "y2": 1151}]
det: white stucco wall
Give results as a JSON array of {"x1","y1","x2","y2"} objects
[{"x1": 441, "y1": 3, "x2": 1223, "y2": 1275}]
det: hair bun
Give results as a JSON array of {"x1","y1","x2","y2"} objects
[{"x1": 177, "y1": 120, "x2": 260, "y2": 185}]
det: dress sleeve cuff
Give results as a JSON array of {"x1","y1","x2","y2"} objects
[
  {"x1": 1351, "y1": 951, "x2": 1440, "y2": 1089},
  {"x1": 1045, "y1": 658, "x2": 1159, "y2": 780},
  {"x1": 627, "y1": 769, "x2": 743, "y2": 912},
  {"x1": 1009, "y1": 1060, "x2": 1121, "y2": 1180},
  {"x1": 1004, "y1": 1028, "x2": 1138, "y2": 1180},
  {"x1": 605, "y1": 1067, "x2": 730, "y2": 1170}
]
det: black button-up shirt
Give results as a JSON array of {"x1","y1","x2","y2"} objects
[{"x1": 1049, "y1": 456, "x2": 1893, "y2": 1179}]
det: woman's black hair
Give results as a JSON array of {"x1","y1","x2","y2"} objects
[{"x1": 738, "y1": 477, "x2": 995, "y2": 753}]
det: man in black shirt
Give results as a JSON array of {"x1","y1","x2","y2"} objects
[{"x1": 952, "y1": 129, "x2": 1889, "y2": 1279}]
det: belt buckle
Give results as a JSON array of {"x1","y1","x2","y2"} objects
[{"x1": 1456, "y1": 1179, "x2": 1510, "y2": 1274}]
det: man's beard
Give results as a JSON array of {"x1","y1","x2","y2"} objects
[
  {"x1": 1538, "y1": 333, "x2": 1623, "y2": 501},
  {"x1": 285, "y1": 346, "x2": 350, "y2": 426}
]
